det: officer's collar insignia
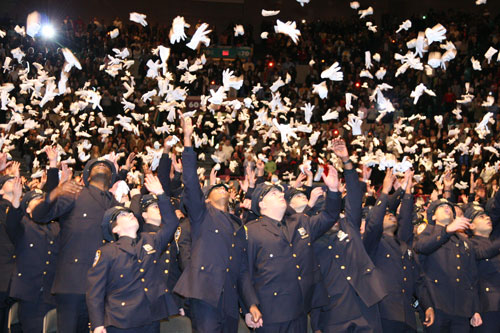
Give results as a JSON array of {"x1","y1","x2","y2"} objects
[
  {"x1": 298, "y1": 227, "x2": 309, "y2": 239},
  {"x1": 337, "y1": 230, "x2": 348, "y2": 241},
  {"x1": 407, "y1": 249, "x2": 412, "y2": 258},
  {"x1": 143, "y1": 244, "x2": 156, "y2": 254},
  {"x1": 464, "y1": 241, "x2": 469, "y2": 250},
  {"x1": 92, "y1": 250, "x2": 101, "y2": 267}
]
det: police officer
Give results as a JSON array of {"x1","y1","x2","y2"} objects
[
  {"x1": 86, "y1": 174, "x2": 179, "y2": 333},
  {"x1": 31, "y1": 158, "x2": 120, "y2": 333},
  {"x1": 243, "y1": 162, "x2": 340, "y2": 332},
  {"x1": 5, "y1": 178, "x2": 59, "y2": 333},
  {"x1": 173, "y1": 115, "x2": 261, "y2": 332},
  {"x1": 466, "y1": 204, "x2": 500, "y2": 332},
  {"x1": 363, "y1": 169, "x2": 435, "y2": 332},
  {"x1": 414, "y1": 199, "x2": 482, "y2": 331},
  {"x1": 140, "y1": 194, "x2": 182, "y2": 317},
  {"x1": 310, "y1": 138, "x2": 387, "y2": 333}
]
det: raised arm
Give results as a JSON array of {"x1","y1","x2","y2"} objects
[
  {"x1": 363, "y1": 169, "x2": 395, "y2": 254},
  {"x1": 157, "y1": 138, "x2": 174, "y2": 196},
  {"x1": 397, "y1": 170, "x2": 415, "y2": 245},
  {"x1": 144, "y1": 174, "x2": 179, "y2": 251},
  {"x1": 5, "y1": 177, "x2": 24, "y2": 243},
  {"x1": 180, "y1": 114, "x2": 207, "y2": 224},
  {"x1": 307, "y1": 165, "x2": 342, "y2": 241},
  {"x1": 31, "y1": 180, "x2": 82, "y2": 223}
]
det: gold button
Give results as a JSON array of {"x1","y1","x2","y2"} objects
[
  {"x1": 43, "y1": 271, "x2": 47, "y2": 275},
  {"x1": 165, "y1": 259, "x2": 169, "y2": 263},
  {"x1": 166, "y1": 251, "x2": 170, "y2": 254},
  {"x1": 269, "y1": 254, "x2": 274, "y2": 258},
  {"x1": 140, "y1": 268, "x2": 144, "y2": 272},
  {"x1": 121, "y1": 302, "x2": 126, "y2": 306},
  {"x1": 165, "y1": 289, "x2": 169, "y2": 292},
  {"x1": 289, "y1": 243, "x2": 293, "y2": 247},
  {"x1": 29, "y1": 243, "x2": 33, "y2": 247},
  {"x1": 141, "y1": 278, "x2": 145, "y2": 282},
  {"x1": 83, "y1": 213, "x2": 87, "y2": 217},
  {"x1": 456, "y1": 243, "x2": 459, "y2": 247},
  {"x1": 153, "y1": 260, "x2": 156, "y2": 264},
  {"x1": 120, "y1": 274, "x2": 124, "y2": 278},
  {"x1": 232, "y1": 244, "x2": 235, "y2": 248},
  {"x1": 456, "y1": 278, "x2": 460, "y2": 282},
  {"x1": 403, "y1": 277, "x2": 407, "y2": 281},
  {"x1": 328, "y1": 246, "x2": 332, "y2": 250},
  {"x1": 229, "y1": 256, "x2": 232, "y2": 260},
  {"x1": 341, "y1": 265, "x2": 345, "y2": 270},
  {"x1": 335, "y1": 255, "x2": 339, "y2": 258},
  {"x1": 296, "y1": 265, "x2": 300, "y2": 269},
  {"x1": 456, "y1": 254, "x2": 460, "y2": 258},
  {"x1": 366, "y1": 268, "x2": 371, "y2": 272},
  {"x1": 74, "y1": 259, "x2": 78, "y2": 263},
  {"x1": 434, "y1": 279, "x2": 438, "y2": 283},
  {"x1": 201, "y1": 266, "x2": 205, "y2": 270},
  {"x1": 386, "y1": 254, "x2": 390, "y2": 258},
  {"x1": 215, "y1": 229, "x2": 219, "y2": 233},
  {"x1": 307, "y1": 242, "x2": 311, "y2": 246},
  {"x1": 18, "y1": 273, "x2": 21, "y2": 277},
  {"x1": 402, "y1": 289, "x2": 405, "y2": 293},
  {"x1": 144, "y1": 288, "x2": 148, "y2": 292},
  {"x1": 226, "y1": 268, "x2": 230, "y2": 272},
  {"x1": 138, "y1": 259, "x2": 142, "y2": 263},
  {"x1": 298, "y1": 276, "x2": 302, "y2": 280},
  {"x1": 164, "y1": 270, "x2": 169, "y2": 274},
  {"x1": 46, "y1": 261, "x2": 50, "y2": 265},
  {"x1": 102, "y1": 240, "x2": 106, "y2": 244},
  {"x1": 346, "y1": 276, "x2": 351, "y2": 281},
  {"x1": 12, "y1": 255, "x2": 16, "y2": 259},
  {"x1": 403, "y1": 266, "x2": 407, "y2": 270},
  {"x1": 233, "y1": 232, "x2": 237, "y2": 236},
  {"x1": 293, "y1": 254, "x2": 297, "y2": 258},
  {"x1": 273, "y1": 292, "x2": 278, "y2": 296},
  {"x1": 50, "y1": 241, "x2": 54, "y2": 245},
  {"x1": 457, "y1": 266, "x2": 461, "y2": 270},
  {"x1": 48, "y1": 251, "x2": 51, "y2": 255},
  {"x1": 486, "y1": 288, "x2": 490, "y2": 292}
]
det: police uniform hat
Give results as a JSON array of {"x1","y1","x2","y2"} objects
[
  {"x1": 101, "y1": 206, "x2": 133, "y2": 242},
  {"x1": 21, "y1": 189, "x2": 44, "y2": 212},
  {"x1": 0, "y1": 175, "x2": 14, "y2": 189},
  {"x1": 251, "y1": 182, "x2": 284, "y2": 216},
  {"x1": 464, "y1": 204, "x2": 487, "y2": 222},
  {"x1": 140, "y1": 194, "x2": 159, "y2": 212},
  {"x1": 203, "y1": 183, "x2": 229, "y2": 199},
  {"x1": 426, "y1": 199, "x2": 456, "y2": 225},
  {"x1": 82, "y1": 158, "x2": 117, "y2": 187},
  {"x1": 284, "y1": 187, "x2": 307, "y2": 202}
]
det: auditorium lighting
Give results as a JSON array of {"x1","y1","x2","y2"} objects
[
  {"x1": 41, "y1": 24, "x2": 56, "y2": 39},
  {"x1": 268, "y1": 61, "x2": 274, "y2": 68},
  {"x1": 355, "y1": 82, "x2": 361, "y2": 88}
]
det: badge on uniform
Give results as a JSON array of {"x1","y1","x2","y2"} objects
[
  {"x1": 143, "y1": 244, "x2": 156, "y2": 254},
  {"x1": 92, "y1": 250, "x2": 101, "y2": 267},
  {"x1": 298, "y1": 227, "x2": 309, "y2": 239},
  {"x1": 337, "y1": 230, "x2": 348, "y2": 242}
]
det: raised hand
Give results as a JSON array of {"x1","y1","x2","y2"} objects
[
  {"x1": 179, "y1": 112, "x2": 194, "y2": 147},
  {"x1": 7, "y1": 161, "x2": 20, "y2": 177},
  {"x1": 124, "y1": 152, "x2": 136, "y2": 170},
  {"x1": 308, "y1": 187, "x2": 325, "y2": 207},
  {"x1": 45, "y1": 146, "x2": 59, "y2": 168},
  {"x1": 403, "y1": 169, "x2": 414, "y2": 193},
  {"x1": 11, "y1": 177, "x2": 23, "y2": 208},
  {"x1": 209, "y1": 167, "x2": 218, "y2": 186},
  {"x1": 322, "y1": 165, "x2": 339, "y2": 192},
  {"x1": 382, "y1": 168, "x2": 396, "y2": 194},
  {"x1": 256, "y1": 159, "x2": 265, "y2": 177},
  {"x1": 238, "y1": 176, "x2": 249, "y2": 193},
  {"x1": 331, "y1": 138, "x2": 349, "y2": 162},
  {"x1": 443, "y1": 170, "x2": 454, "y2": 190},
  {"x1": 49, "y1": 180, "x2": 83, "y2": 202},
  {"x1": 144, "y1": 174, "x2": 164, "y2": 195},
  {"x1": 446, "y1": 216, "x2": 471, "y2": 233},
  {"x1": 293, "y1": 172, "x2": 306, "y2": 189},
  {"x1": 246, "y1": 166, "x2": 256, "y2": 188},
  {"x1": 60, "y1": 163, "x2": 73, "y2": 184},
  {"x1": 470, "y1": 313, "x2": 482, "y2": 327},
  {"x1": 172, "y1": 157, "x2": 183, "y2": 173}
]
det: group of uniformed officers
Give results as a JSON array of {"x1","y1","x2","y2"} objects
[{"x1": 0, "y1": 115, "x2": 499, "y2": 333}]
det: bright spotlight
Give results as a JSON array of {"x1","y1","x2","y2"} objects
[{"x1": 41, "y1": 24, "x2": 56, "y2": 39}]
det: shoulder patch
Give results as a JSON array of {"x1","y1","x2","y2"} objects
[
  {"x1": 417, "y1": 223, "x2": 427, "y2": 235},
  {"x1": 174, "y1": 227, "x2": 182, "y2": 243},
  {"x1": 92, "y1": 250, "x2": 101, "y2": 267}
]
